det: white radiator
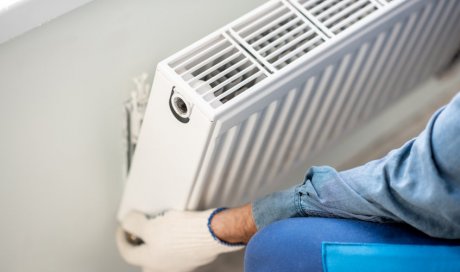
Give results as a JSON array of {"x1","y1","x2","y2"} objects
[{"x1": 118, "y1": 0, "x2": 460, "y2": 219}]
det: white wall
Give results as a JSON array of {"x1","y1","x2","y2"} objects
[{"x1": 0, "y1": 0, "x2": 265, "y2": 271}]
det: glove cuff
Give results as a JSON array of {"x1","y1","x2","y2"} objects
[{"x1": 207, "y1": 207, "x2": 246, "y2": 247}]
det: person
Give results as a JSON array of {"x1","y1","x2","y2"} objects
[{"x1": 116, "y1": 92, "x2": 460, "y2": 272}]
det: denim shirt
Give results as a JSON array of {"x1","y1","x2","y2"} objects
[{"x1": 252, "y1": 92, "x2": 460, "y2": 239}]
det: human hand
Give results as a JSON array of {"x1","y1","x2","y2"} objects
[{"x1": 116, "y1": 209, "x2": 243, "y2": 272}]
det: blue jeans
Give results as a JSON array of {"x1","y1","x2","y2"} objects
[{"x1": 244, "y1": 217, "x2": 460, "y2": 272}]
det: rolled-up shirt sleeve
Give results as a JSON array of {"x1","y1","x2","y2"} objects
[{"x1": 252, "y1": 92, "x2": 460, "y2": 239}]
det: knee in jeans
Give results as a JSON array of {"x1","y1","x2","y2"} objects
[{"x1": 244, "y1": 219, "x2": 317, "y2": 272}]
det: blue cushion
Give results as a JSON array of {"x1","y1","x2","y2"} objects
[{"x1": 323, "y1": 243, "x2": 460, "y2": 272}]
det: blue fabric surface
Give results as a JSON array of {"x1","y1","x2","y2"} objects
[
  {"x1": 252, "y1": 92, "x2": 460, "y2": 239},
  {"x1": 323, "y1": 243, "x2": 460, "y2": 272},
  {"x1": 244, "y1": 217, "x2": 460, "y2": 272}
]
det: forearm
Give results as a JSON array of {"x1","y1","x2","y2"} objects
[{"x1": 251, "y1": 165, "x2": 400, "y2": 231}]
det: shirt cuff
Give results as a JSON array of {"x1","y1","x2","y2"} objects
[
  {"x1": 251, "y1": 166, "x2": 340, "y2": 230},
  {"x1": 252, "y1": 185, "x2": 304, "y2": 230}
]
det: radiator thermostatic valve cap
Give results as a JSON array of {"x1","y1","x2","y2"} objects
[{"x1": 169, "y1": 88, "x2": 192, "y2": 123}]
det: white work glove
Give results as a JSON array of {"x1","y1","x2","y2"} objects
[{"x1": 116, "y1": 209, "x2": 244, "y2": 272}]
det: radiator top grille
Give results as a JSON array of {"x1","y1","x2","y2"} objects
[
  {"x1": 167, "y1": 0, "x2": 393, "y2": 108},
  {"x1": 169, "y1": 35, "x2": 268, "y2": 108},
  {"x1": 230, "y1": 1, "x2": 327, "y2": 70},
  {"x1": 293, "y1": 0, "x2": 380, "y2": 35}
]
